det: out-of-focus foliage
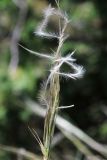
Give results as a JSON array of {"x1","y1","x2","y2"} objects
[{"x1": 0, "y1": 0, "x2": 107, "y2": 159}]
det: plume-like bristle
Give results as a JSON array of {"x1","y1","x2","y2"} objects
[
  {"x1": 38, "y1": 81, "x2": 49, "y2": 107},
  {"x1": 19, "y1": 44, "x2": 53, "y2": 60}
]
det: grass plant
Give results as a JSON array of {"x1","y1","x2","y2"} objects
[{"x1": 20, "y1": 1, "x2": 84, "y2": 160}]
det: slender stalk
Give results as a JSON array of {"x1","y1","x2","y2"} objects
[{"x1": 43, "y1": 23, "x2": 67, "y2": 160}]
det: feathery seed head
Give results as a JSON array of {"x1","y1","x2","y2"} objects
[
  {"x1": 21, "y1": 3, "x2": 85, "y2": 160},
  {"x1": 21, "y1": 3, "x2": 85, "y2": 84}
]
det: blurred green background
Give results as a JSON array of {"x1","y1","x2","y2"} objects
[{"x1": 0, "y1": 0, "x2": 107, "y2": 159}]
